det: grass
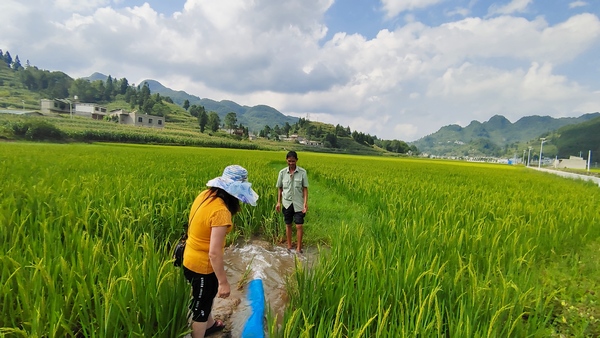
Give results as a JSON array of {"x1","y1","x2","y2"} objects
[{"x1": 2, "y1": 142, "x2": 599, "y2": 337}]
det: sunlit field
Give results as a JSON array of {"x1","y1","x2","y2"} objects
[{"x1": 1, "y1": 142, "x2": 599, "y2": 337}]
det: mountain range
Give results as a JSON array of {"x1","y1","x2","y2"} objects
[
  {"x1": 86, "y1": 73, "x2": 299, "y2": 133},
  {"x1": 86, "y1": 73, "x2": 599, "y2": 157},
  {"x1": 412, "y1": 113, "x2": 600, "y2": 157}
]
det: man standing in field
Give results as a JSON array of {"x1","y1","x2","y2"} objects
[{"x1": 276, "y1": 151, "x2": 309, "y2": 253}]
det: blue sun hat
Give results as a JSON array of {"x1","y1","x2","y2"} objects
[{"x1": 206, "y1": 165, "x2": 259, "y2": 206}]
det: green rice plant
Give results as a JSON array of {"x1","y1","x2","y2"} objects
[
  {"x1": 2, "y1": 142, "x2": 599, "y2": 337},
  {"x1": 237, "y1": 255, "x2": 256, "y2": 290},
  {"x1": 0, "y1": 142, "x2": 280, "y2": 337},
  {"x1": 274, "y1": 153, "x2": 600, "y2": 337}
]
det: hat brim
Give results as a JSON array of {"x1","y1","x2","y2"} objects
[{"x1": 206, "y1": 177, "x2": 258, "y2": 206}]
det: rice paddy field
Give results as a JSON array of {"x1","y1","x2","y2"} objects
[{"x1": 1, "y1": 142, "x2": 599, "y2": 337}]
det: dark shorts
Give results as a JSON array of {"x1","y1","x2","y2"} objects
[
  {"x1": 183, "y1": 267, "x2": 218, "y2": 322},
  {"x1": 283, "y1": 205, "x2": 305, "y2": 225}
]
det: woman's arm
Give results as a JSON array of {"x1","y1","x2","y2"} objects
[{"x1": 209, "y1": 225, "x2": 231, "y2": 298}]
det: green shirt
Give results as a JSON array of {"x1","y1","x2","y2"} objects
[{"x1": 276, "y1": 166, "x2": 309, "y2": 210}]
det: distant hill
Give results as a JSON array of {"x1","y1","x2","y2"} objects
[
  {"x1": 412, "y1": 113, "x2": 600, "y2": 156},
  {"x1": 141, "y1": 79, "x2": 298, "y2": 133},
  {"x1": 553, "y1": 115, "x2": 600, "y2": 159},
  {"x1": 80, "y1": 74, "x2": 298, "y2": 133},
  {"x1": 85, "y1": 72, "x2": 109, "y2": 82}
]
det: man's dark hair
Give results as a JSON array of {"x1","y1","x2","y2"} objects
[{"x1": 286, "y1": 151, "x2": 298, "y2": 159}]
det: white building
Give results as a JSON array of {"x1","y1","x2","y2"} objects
[
  {"x1": 40, "y1": 99, "x2": 107, "y2": 120},
  {"x1": 110, "y1": 110, "x2": 164, "y2": 128},
  {"x1": 554, "y1": 156, "x2": 587, "y2": 170}
]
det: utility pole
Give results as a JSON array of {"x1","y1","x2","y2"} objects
[{"x1": 539, "y1": 138, "x2": 547, "y2": 168}]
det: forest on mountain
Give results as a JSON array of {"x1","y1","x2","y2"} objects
[
  {"x1": 2, "y1": 49, "x2": 596, "y2": 159},
  {"x1": 413, "y1": 113, "x2": 600, "y2": 159},
  {"x1": 0, "y1": 49, "x2": 416, "y2": 155}
]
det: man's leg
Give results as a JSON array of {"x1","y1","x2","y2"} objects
[
  {"x1": 296, "y1": 224, "x2": 303, "y2": 253},
  {"x1": 286, "y1": 224, "x2": 293, "y2": 250}
]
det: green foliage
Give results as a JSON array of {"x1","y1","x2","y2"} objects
[
  {"x1": 188, "y1": 104, "x2": 204, "y2": 118},
  {"x1": 19, "y1": 67, "x2": 71, "y2": 98},
  {"x1": 198, "y1": 110, "x2": 208, "y2": 132},
  {"x1": 413, "y1": 113, "x2": 600, "y2": 157},
  {"x1": 207, "y1": 112, "x2": 220, "y2": 132},
  {"x1": 279, "y1": 154, "x2": 600, "y2": 337},
  {"x1": 553, "y1": 116, "x2": 600, "y2": 159},
  {"x1": 3, "y1": 117, "x2": 64, "y2": 141},
  {"x1": 225, "y1": 112, "x2": 238, "y2": 129},
  {"x1": 2, "y1": 144, "x2": 599, "y2": 337}
]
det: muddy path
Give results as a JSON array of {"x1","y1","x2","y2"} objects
[{"x1": 185, "y1": 240, "x2": 318, "y2": 337}]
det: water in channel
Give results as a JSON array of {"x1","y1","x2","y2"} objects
[{"x1": 185, "y1": 240, "x2": 317, "y2": 337}]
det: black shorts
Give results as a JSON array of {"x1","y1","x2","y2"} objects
[
  {"x1": 283, "y1": 205, "x2": 305, "y2": 225},
  {"x1": 183, "y1": 267, "x2": 218, "y2": 322}
]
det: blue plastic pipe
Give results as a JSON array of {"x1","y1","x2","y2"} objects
[{"x1": 241, "y1": 279, "x2": 265, "y2": 338}]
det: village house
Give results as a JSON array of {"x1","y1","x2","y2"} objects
[
  {"x1": 40, "y1": 99, "x2": 108, "y2": 120},
  {"x1": 554, "y1": 156, "x2": 587, "y2": 170},
  {"x1": 279, "y1": 134, "x2": 299, "y2": 142},
  {"x1": 109, "y1": 110, "x2": 164, "y2": 128}
]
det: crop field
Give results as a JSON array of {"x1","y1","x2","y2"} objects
[{"x1": 1, "y1": 142, "x2": 599, "y2": 337}]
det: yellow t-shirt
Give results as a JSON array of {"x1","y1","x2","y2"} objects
[{"x1": 183, "y1": 190, "x2": 232, "y2": 274}]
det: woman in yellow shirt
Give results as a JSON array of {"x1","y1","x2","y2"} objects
[{"x1": 183, "y1": 165, "x2": 258, "y2": 337}]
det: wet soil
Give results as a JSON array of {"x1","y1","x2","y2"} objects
[{"x1": 185, "y1": 240, "x2": 317, "y2": 337}]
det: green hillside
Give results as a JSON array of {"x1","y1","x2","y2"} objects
[
  {"x1": 553, "y1": 116, "x2": 600, "y2": 159},
  {"x1": 0, "y1": 62, "x2": 46, "y2": 110},
  {"x1": 0, "y1": 61, "x2": 381, "y2": 155},
  {"x1": 141, "y1": 79, "x2": 298, "y2": 133},
  {"x1": 413, "y1": 113, "x2": 600, "y2": 157}
]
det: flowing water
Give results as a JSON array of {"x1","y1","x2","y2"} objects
[{"x1": 186, "y1": 240, "x2": 318, "y2": 337}]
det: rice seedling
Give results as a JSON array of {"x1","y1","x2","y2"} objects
[
  {"x1": 1, "y1": 142, "x2": 599, "y2": 337},
  {"x1": 237, "y1": 255, "x2": 256, "y2": 290}
]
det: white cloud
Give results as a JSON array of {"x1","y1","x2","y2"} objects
[
  {"x1": 1, "y1": 0, "x2": 599, "y2": 142},
  {"x1": 54, "y1": 0, "x2": 112, "y2": 12},
  {"x1": 445, "y1": 7, "x2": 470, "y2": 18},
  {"x1": 394, "y1": 123, "x2": 419, "y2": 140},
  {"x1": 487, "y1": 0, "x2": 533, "y2": 16},
  {"x1": 381, "y1": 0, "x2": 445, "y2": 19},
  {"x1": 569, "y1": 1, "x2": 588, "y2": 9}
]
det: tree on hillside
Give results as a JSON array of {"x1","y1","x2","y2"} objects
[
  {"x1": 208, "y1": 112, "x2": 220, "y2": 132},
  {"x1": 283, "y1": 122, "x2": 291, "y2": 137},
  {"x1": 3, "y1": 51, "x2": 12, "y2": 67},
  {"x1": 225, "y1": 112, "x2": 238, "y2": 129},
  {"x1": 91, "y1": 80, "x2": 105, "y2": 101},
  {"x1": 198, "y1": 110, "x2": 208, "y2": 132},
  {"x1": 12, "y1": 55, "x2": 23, "y2": 71},
  {"x1": 119, "y1": 77, "x2": 129, "y2": 95},
  {"x1": 183, "y1": 99, "x2": 190, "y2": 111},
  {"x1": 305, "y1": 125, "x2": 315, "y2": 139},
  {"x1": 189, "y1": 104, "x2": 200, "y2": 117},
  {"x1": 151, "y1": 101, "x2": 170, "y2": 117},
  {"x1": 141, "y1": 97, "x2": 154, "y2": 114},
  {"x1": 259, "y1": 125, "x2": 272, "y2": 139},
  {"x1": 324, "y1": 132, "x2": 338, "y2": 148},
  {"x1": 139, "y1": 82, "x2": 151, "y2": 107},
  {"x1": 105, "y1": 75, "x2": 115, "y2": 100},
  {"x1": 70, "y1": 78, "x2": 98, "y2": 102},
  {"x1": 335, "y1": 124, "x2": 348, "y2": 137}
]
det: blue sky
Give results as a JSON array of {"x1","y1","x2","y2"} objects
[{"x1": 1, "y1": 0, "x2": 599, "y2": 141}]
